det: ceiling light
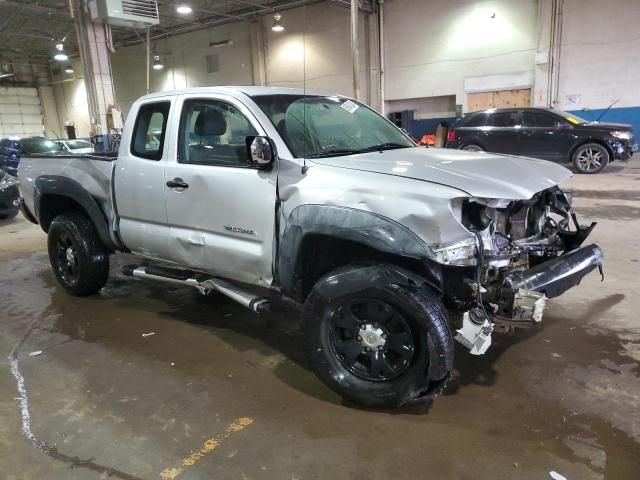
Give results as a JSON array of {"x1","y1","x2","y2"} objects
[
  {"x1": 53, "y1": 43, "x2": 68, "y2": 62},
  {"x1": 64, "y1": 66, "x2": 74, "y2": 74},
  {"x1": 152, "y1": 55, "x2": 164, "y2": 70},
  {"x1": 176, "y1": 4, "x2": 192, "y2": 14},
  {"x1": 0, "y1": 72, "x2": 15, "y2": 79},
  {"x1": 272, "y1": 14, "x2": 285, "y2": 32}
]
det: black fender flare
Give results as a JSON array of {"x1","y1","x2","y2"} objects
[
  {"x1": 34, "y1": 175, "x2": 117, "y2": 251},
  {"x1": 277, "y1": 204, "x2": 441, "y2": 301}
]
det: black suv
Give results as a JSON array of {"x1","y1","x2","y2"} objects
[{"x1": 447, "y1": 108, "x2": 637, "y2": 173}]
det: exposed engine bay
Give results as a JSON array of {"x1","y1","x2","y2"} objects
[{"x1": 443, "y1": 186, "x2": 604, "y2": 355}]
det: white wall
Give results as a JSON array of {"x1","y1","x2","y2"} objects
[
  {"x1": 109, "y1": 2, "x2": 374, "y2": 119},
  {"x1": 554, "y1": 0, "x2": 640, "y2": 110},
  {"x1": 383, "y1": 0, "x2": 538, "y2": 110},
  {"x1": 52, "y1": 58, "x2": 92, "y2": 138}
]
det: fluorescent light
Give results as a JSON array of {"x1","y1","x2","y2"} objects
[
  {"x1": 152, "y1": 55, "x2": 164, "y2": 70},
  {"x1": 0, "y1": 72, "x2": 15, "y2": 79},
  {"x1": 176, "y1": 4, "x2": 192, "y2": 14},
  {"x1": 272, "y1": 14, "x2": 285, "y2": 32},
  {"x1": 64, "y1": 66, "x2": 74, "y2": 74}
]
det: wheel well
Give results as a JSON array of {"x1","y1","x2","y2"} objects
[
  {"x1": 569, "y1": 139, "x2": 613, "y2": 162},
  {"x1": 38, "y1": 194, "x2": 88, "y2": 232},
  {"x1": 293, "y1": 234, "x2": 442, "y2": 302}
]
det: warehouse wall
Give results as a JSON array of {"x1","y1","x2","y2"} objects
[
  {"x1": 383, "y1": 0, "x2": 538, "y2": 108},
  {"x1": 110, "y1": 2, "x2": 373, "y2": 118},
  {"x1": 51, "y1": 58, "x2": 92, "y2": 138},
  {"x1": 553, "y1": 0, "x2": 640, "y2": 132}
]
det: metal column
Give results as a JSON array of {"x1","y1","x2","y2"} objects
[
  {"x1": 351, "y1": 0, "x2": 361, "y2": 100},
  {"x1": 73, "y1": 0, "x2": 116, "y2": 150}
]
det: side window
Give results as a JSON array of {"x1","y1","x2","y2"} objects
[
  {"x1": 488, "y1": 111, "x2": 519, "y2": 127},
  {"x1": 179, "y1": 99, "x2": 258, "y2": 167},
  {"x1": 522, "y1": 112, "x2": 560, "y2": 127},
  {"x1": 131, "y1": 101, "x2": 170, "y2": 160},
  {"x1": 461, "y1": 113, "x2": 488, "y2": 127}
]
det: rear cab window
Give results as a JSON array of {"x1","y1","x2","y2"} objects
[{"x1": 131, "y1": 101, "x2": 171, "y2": 160}]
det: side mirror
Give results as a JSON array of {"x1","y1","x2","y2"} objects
[{"x1": 246, "y1": 136, "x2": 275, "y2": 170}]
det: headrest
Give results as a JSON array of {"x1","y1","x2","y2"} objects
[{"x1": 194, "y1": 108, "x2": 227, "y2": 136}]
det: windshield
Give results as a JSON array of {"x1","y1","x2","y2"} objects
[
  {"x1": 252, "y1": 94, "x2": 415, "y2": 158},
  {"x1": 64, "y1": 140, "x2": 93, "y2": 150},
  {"x1": 548, "y1": 108, "x2": 588, "y2": 125},
  {"x1": 21, "y1": 138, "x2": 63, "y2": 154}
]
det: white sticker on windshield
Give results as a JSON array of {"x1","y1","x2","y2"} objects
[{"x1": 341, "y1": 100, "x2": 360, "y2": 114}]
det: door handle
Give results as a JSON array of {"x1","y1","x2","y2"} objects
[{"x1": 166, "y1": 178, "x2": 189, "y2": 189}]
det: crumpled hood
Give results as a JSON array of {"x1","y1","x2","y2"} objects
[{"x1": 309, "y1": 147, "x2": 572, "y2": 199}]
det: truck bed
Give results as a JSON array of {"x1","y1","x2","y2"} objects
[{"x1": 18, "y1": 153, "x2": 118, "y2": 234}]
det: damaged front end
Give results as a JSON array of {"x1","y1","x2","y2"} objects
[{"x1": 438, "y1": 187, "x2": 603, "y2": 354}]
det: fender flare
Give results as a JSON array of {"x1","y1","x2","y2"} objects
[
  {"x1": 277, "y1": 204, "x2": 441, "y2": 301},
  {"x1": 34, "y1": 175, "x2": 117, "y2": 251}
]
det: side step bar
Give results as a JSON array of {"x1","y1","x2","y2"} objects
[{"x1": 121, "y1": 265, "x2": 271, "y2": 313}]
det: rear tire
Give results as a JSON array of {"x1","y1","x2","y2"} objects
[
  {"x1": 462, "y1": 144, "x2": 484, "y2": 152},
  {"x1": 47, "y1": 212, "x2": 110, "y2": 296},
  {"x1": 302, "y1": 265, "x2": 453, "y2": 408},
  {"x1": 572, "y1": 143, "x2": 610, "y2": 174}
]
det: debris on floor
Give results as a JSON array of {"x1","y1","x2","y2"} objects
[
  {"x1": 141, "y1": 332, "x2": 155, "y2": 337},
  {"x1": 28, "y1": 351, "x2": 42, "y2": 357},
  {"x1": 550, "y1": 471, "x2": 568, "y2": 480}
]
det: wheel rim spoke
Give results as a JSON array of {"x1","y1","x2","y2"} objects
[
  {"x1": 334, "y1": 339, "x2": 363, "y2": 368},
  {"x1": 369, "y1": 352, "x2": 397, "y2": 378}
]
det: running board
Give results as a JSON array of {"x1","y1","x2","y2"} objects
[{"x1": 121, "y1": 265, "x2": 271, "y2": 313}]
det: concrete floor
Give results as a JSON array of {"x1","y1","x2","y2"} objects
[{"x1": 1, "y1": 159, "x2": 640, "y2": 480}]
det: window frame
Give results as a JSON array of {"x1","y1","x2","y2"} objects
[
  {"x1": 522, "y1": 110, "x2": 565, "y2": 128},
  {"x1": 177, "y1": 97, "x2": 260, "y2": 169},
  {"x1": 130, "y1": 101, "x2": 171, "y2": 161}
]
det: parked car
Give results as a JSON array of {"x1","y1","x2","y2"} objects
[
  {"x1": 0, "y1": 136, "x2": 63, "y2": 176},
  {"x1": 447, "y1": 107, "x2": 638, "y2": 174},
  {"x1": 55, "y1": 139, "x2": 95, "y2": 154},
  {"x1": 0, "y1": 168, "x2": 19, "y2": 219},
  {"x1": 17, "y1": 87, "x2": 603, "y2": 408}
]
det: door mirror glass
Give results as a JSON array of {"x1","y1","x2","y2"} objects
[{"x1": 247, "y1": 136, "x2": 275, "y2": 169}]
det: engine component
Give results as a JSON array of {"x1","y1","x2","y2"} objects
[
  {"x1": 512, "y1": 289, "x2": 546, "y2": 323},
  {"x1": 455, "y1": 307, "x2": 493, "y2": 355}
]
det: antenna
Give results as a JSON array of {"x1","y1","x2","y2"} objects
[{"x1": 596, "y1": 99, "x2": 619, "y2": 122}]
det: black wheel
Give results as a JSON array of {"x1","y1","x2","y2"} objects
[
  {"x1": 303, "y1": 265, "x2": 454, "y2": 408},
  {"x1": 572, "y1": 143, "x2": 610, "y2": 174},
  {"x1": 462, "y1": 144, "x2": 484, "y2": 152},
  {"x1": 47, "y1": 212, "x2": 110, "y2": 296}
]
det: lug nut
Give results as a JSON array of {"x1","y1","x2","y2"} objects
[
  {"x1": 364, "y1": 347, "x2": 370, "y2": 352},
  {"x1": 356, "y1": 335, "x2": 362, "y2": 342},
  {"x1": 360, "y1": 324, "x2": 366, "y2": 330},
  {"x1": 372, "y1": 323, "x2": 378, "y2": 329},
  {"x1": 381, "y1": 333, "x2": 387, "y2": 340},
  {"x1": 378, "y1": 345, "x2": 384, "y2": 351}
]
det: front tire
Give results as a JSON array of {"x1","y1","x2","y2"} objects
[
  {"x1": 47, "y1": 212, "x2": 110, "y2": 296},
  {"x1": 302, "y1": 265, "x2": 454, "y2": 408},
  {"x1": 572, "y1": 143, "x2": 610, "y2": 174}
]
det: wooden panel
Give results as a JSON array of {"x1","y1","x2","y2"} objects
[
  {"x1": 467, "y1": 91, "x2": 495, "y2": 112},
  {"x1": 493, "y1": 89, "x2": 531, "y2": 108},
  {"x1": 467, "y1": 88, "x2": 531, "y2": 112}
]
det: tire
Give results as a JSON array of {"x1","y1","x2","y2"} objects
[
  {"x1": 47, "y1": 212, "x2": 110, "y2": 296},
  {"x1": 462, "y1": 144, "x2": 484, "y2": 152},
  {"x1": 302, "y1": 265, "x2": 454, "y2": 408},
  {"x1": 572, "y1": 142, "x2": 610, "y2": 174}
]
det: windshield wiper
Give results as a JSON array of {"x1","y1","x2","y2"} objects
[
  {"x1": 360, "y1": 142, "x2": 411, "y2": 152},
  {"x1": 306, "y1": 148, "x2": 362, "y2": 159}
]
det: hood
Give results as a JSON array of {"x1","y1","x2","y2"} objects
[
  {"x1": 309, "y1": 147, "x2": 572, "y2": 199},
  {"x1": 583, "y1": 121, "x2": 633, "y2": 131}
]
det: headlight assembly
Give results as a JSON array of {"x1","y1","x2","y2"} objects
[{"x1": 611, "y1": 130, "x2": 632, "y2": 140}]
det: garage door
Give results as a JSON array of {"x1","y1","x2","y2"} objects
[{"x1": 0, "y1": 87, "x2": 44, "y2": 138}]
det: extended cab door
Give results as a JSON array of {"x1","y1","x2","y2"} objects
[
  {"x1": 162, "y1": 94, "x2": 277, "y2": 287},
  {"x1": 114, "y1": 98, "x2": 174, "y2": 259}
]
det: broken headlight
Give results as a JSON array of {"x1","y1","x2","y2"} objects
[{"x1": 0, "y1": 174, "x2": 18, "y2": 191}]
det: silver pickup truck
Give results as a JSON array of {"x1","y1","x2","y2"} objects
[{"x1": 18, "y1": 86, "x2": 603, "y2": 408}]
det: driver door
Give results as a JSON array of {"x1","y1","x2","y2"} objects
[{"x1": 163, "y1": 95, "x2": 277, "y2": 287}]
